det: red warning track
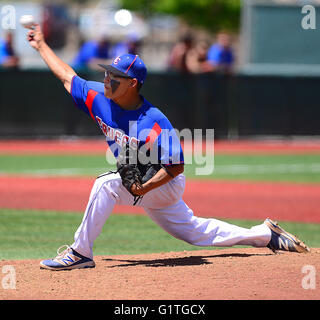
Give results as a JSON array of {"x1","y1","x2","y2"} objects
[
  {"x1": 0, "y1": 139, "x2": 320, "y2": 154},
  {"x1": 0, "y1": 175, "x2": 319, "y2": 223},
  {"x1": 0, "y1": 139, "x2": 320, "y2": 223}
]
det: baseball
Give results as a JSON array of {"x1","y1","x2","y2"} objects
[{"x1": 19, "y1": 15, "x2": 35, "y2": 29}]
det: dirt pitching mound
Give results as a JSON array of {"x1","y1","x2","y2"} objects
[{"x1": 1, "y1": 248, "x2": 320, "y2": 300}]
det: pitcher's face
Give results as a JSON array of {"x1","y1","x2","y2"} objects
[{"x1": 103, "y1": 71, "x2": 133, "y2": 99}]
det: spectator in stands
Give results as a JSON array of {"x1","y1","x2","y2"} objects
[
  {"x1": 168, "y1": 33, "x2": 194, "y2": 73},
  {"x1": 185, "y1": 40, "x2": 211, "y2": 73},
  {"x1": 0, "y1": 31, "x2": 19, "y2": 69},
  {"x1": 206, "y1": 31, "x2": 234, "y2": 74},
  {"x1": 111, "y1": 34, "x2": 140, "y2": 57},
  {"x1": 71, "y1": 35, "x2": 112, "y2": 71}
]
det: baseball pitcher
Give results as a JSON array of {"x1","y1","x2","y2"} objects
[{"x1": 25, "y1": 24, "x2": 309, "y2": 271}]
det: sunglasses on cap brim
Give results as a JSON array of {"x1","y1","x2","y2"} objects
[
  {"x1": 99, "y1": 64, "x2": 133, "y2": 79},
  {"x1": 104, "y1": 70, "x2": 133, "y2": 79}
]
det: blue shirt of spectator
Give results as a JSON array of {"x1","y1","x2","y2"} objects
[
  {"x1": 207, "y1": 43, "x2": 234, "y2": 67},
  {"x1": 72, "y1": 40, "x2": 111, "y2": 70},
  {"x1": 0, "y1": 38, "x2": 14, "y2": 64}
]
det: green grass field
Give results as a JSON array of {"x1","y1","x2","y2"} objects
[
  {"x1": 1, "y1": 208, "x2": 319, "y2": 260},
  {"x1": 0, "y1": 153, "x2": 320, "y2": 183},
  {"x1": 0, "y1": 152, "x2": 320, "y2": 260}
]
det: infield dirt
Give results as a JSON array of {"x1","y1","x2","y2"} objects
[{"x1": 1, "y1": 248, "x2": 320, "y2": 300}]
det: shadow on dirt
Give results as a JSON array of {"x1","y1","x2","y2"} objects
[{"x1": 103, "y1": 252, "x2": 273, "y2": 268}]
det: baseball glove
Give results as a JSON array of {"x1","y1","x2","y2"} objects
[{"x1": 116, "y1": 142, "x2": 168, "y2": 205}]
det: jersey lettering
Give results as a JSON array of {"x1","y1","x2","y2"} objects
[{"x1": 96, "y1": 116, "x2": 140, "y2": 149}]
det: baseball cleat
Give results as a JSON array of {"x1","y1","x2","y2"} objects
[
  {"x1": 40, "y1": 245, "x2": 95, "y2": 271},
  {"x1": 264, "y1": 218, "x2": 310, "y2": 253}
]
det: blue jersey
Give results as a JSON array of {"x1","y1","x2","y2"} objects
[
  {"x1": 0, "y1": 39, "x2": 12, "y2": 64},
  {"x1": 71, "y1": 41, "x2": 111, "y2": 70},
  {"x1": 70, "y1": 76, "x2": 184, "y2": 166},
  {"x1": 207, "y1": 44, "x2": 234, "y2": 66}
]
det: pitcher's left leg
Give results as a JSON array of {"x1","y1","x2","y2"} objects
[
  {"x1": 71, "y1": 173, "x2": 132, "y2": 259},
  {"x1": 144, "y1": 200, "x2": 271, "y2": 248}
]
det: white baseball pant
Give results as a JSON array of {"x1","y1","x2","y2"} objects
[{"x1": 71, "y1": 173, "x2": 271, "y2": 259}]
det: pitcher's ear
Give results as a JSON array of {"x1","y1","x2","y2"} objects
[{"x1": 129, "y1": 78, "x2": 138, "y2": 88}]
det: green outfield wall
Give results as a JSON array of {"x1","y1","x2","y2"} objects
[{"x1": 0, "y1": 70, "x2": 319, "y2": 138}]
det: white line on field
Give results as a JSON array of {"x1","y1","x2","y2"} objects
[
  {"x1": 213, "y1": 163, "x2": 320, "y2": 174},
  {"x1": 0, "y1": 168, "x2": 109, "y2": 176},
  {"x1": 0, "y1": 163, "x2": 320, "y2": 176}
]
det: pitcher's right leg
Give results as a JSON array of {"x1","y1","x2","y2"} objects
[{"x1": 144, "y1": 200, "x2": 271, "y2": 248}]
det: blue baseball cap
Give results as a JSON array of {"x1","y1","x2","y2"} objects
[{"x1": 98, "y1": 54, "x2": 147, "y2": 84}]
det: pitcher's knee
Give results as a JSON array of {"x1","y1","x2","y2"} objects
[
  {"x1": 182, "y1": 235, "x2": 203, "y2": 246},
  {"x1": 171, "y1": 224, "x2": 213, "y2": 246},
  {"x1": 169, "y1": 227, "x2": 200, "y2": 245}
]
